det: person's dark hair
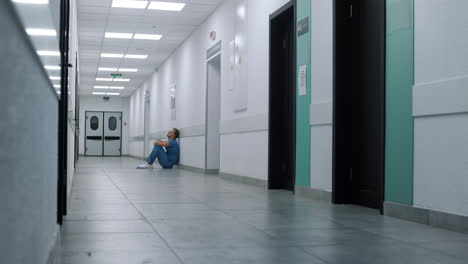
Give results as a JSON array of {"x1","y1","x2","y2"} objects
[{"x1": 173, "y1": 128, "x2": 180, "y2": 139}]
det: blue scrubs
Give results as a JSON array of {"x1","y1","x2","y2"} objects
[{"x1": 146, "y1": 139, "x2": 180, "y2": 169}]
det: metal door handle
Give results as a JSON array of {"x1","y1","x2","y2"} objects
[
  {"x1": 105, "y1": 136, "x2": 121, "y2": 141},
  {"x1": 87, "y1": 136, "x2": 102, "y2": 140}
]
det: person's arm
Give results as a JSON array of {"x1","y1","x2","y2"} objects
[{"x1": 154, "y1": 140, "x2": 170, "y2": 147}]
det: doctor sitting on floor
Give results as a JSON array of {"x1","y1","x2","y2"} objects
[{"x1": 137, "y1": 128, "x2": 180, "y2": 169}]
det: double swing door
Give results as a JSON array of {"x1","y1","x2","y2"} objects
[{"x1": 85, "y1": 111, "x2": 122, "y2": 156}]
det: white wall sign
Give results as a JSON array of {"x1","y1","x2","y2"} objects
[
  {"x1": 232, "y1": 0, "x2": 248, "y2": 112},
  {"x1": 170, "y1": 84, "x2": 176, "y2": 120},
  {"x1": 299, "y1": 64, "x2": 307, "y2": 96}
]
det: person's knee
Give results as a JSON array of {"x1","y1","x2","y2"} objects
[{"x1": 152, "y1": 145, "x2": 163, "y2": 152}]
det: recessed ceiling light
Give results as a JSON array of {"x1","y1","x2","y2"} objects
[
  {"x1": 26, "y1": 28, "x2": 56, "y2": 36},
  {"x1": 112, "y1": 0, "x2": 148, "y2": 9},
  {"x1": 96, "y1": 78, "x2": 114, "y2": 81},
  {"x1": 118, "y1": 68, "x2": 138, "y2": 72},
  {"x1": 98, "y1": 67, "x2": 118, "y2": 72},
  {"x1": 105, "y1": 32, "x2": 133, "y2": 39},
  {"x1": 93, "y1": 92, "x2": 120, "y2": 96},
  {"x1": 133, "y1": 33, "x2": 162, "y2": 40},
  {"x1": 94, "y1": 86, "x2": 109, "y2": 89},
  {"x1": 50, "y1": 76, "x2": 61, "y2": 80},
  {"x1": 101, "y1": 53, "x2": 124, "y2": 58},
  {"x1": 148, "y1": 1, "x2": 185, "y2": 11},
  {"x1": 113, "y1": 78, "x2": 131, "y2": 82},
  {"x1": 53, "y1": 84, "x2": 60, "y2": 88},
  {"x1": 45, "y1": 65, "x2": 61, "y2": 70},
  {"x1": 12, "y1": 0, "x2": 48, "y2": 4},
  {"x1": 38, "y1": 50, "x2": 60, "y2": 56},
  {"x1": 109, "y1": 86, "x2": 125, "y2": 90},
  {"x1": 125, "y1": 54, "x2": 148, "y2": 59}
]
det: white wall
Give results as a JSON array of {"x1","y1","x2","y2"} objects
[
  {"x1": 67, "y1": 0, "x2": 79, "y2": 202},
  {"x1": 79, "y1": 96, "x2": 130, "y2": 155},
  {"x1": 0, "y1": 1, "x2": 59, "y2": 262},
  {"x1": 129, "y1": 0, "x2": 290, "y2": 178},
  {"x1": 413, "y1": 0, "x2": 468, "y2": 216},
  {"x1": 128, "y1": 85, "x2": 146, "y2": 157},
  {"x1": 310, "y1": 0, "x2": 334, "y2": 192}
]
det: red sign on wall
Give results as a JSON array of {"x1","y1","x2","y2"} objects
[{"x1": 209, "y1": 31, "x2": 216, "y2": 41}]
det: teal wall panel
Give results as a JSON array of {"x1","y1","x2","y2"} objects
[
  {"x1": 385, "y1": 0, "x2": 414, "y2": 205},
  {"x1": 295, "y1": 0, "x2": 311, "y2": 187}
]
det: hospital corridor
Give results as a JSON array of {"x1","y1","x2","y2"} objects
[{"x1": 1, "y1": 0, "x2": 468, "y2": 263}]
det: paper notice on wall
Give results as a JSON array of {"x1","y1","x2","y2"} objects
[
  {"x1": 170, "y1": 84, "x2": 176, "y2": 120},
  {"x1": 298, "y1": 64, "x2": 307, "y2": 96}
]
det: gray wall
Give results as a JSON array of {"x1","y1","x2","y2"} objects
[{"x1": 0, "y1": 2, "x2": 59, "y2": 263}]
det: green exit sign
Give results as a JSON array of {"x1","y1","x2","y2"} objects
[{"x1": 111, "y1": 73, "x2": 122, "y2": 77}]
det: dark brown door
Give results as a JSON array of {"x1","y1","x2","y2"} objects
[
  {"x1": 269, "y1": 2, "x2": 296, "y2": 191},
  {"x1": 333, "y1": 0, "x2": 385, "y2": 211}
]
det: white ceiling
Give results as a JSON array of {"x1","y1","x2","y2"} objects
[{"x1": 78, "y1": 0, "x2": 224, "y2": 96}]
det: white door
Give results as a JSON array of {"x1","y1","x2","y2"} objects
[
  {"x1": 205, "y1": 54, "x2": 221, "y2": 170},
  {"x1": 85, "y1": 111, "x2": 103, "y2": 156},
  {"x1": 143, "y1": 101, "x2": 151, "y2": 157},
  {"x1": 103, "y1": 112, "x2": 122, "y2": 156}
]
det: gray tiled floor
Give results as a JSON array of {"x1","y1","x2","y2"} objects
[{"x1": 57, "y1": 157, "x2": 468, "y2": 264}]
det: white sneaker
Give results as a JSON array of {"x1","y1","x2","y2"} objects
[{"x1": 136, "y1": 163, "x2": 153, "y2": 169}]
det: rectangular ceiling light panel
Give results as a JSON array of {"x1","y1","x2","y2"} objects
[
  {"x1": 13, "y1": 0, "x2": 48, "y2": 4},
  {"x1": 133, "y1": 34, "x2": 162, "y2": 40},
  {"x1": 26, "y1": 28, "x2": 56, "y2": 36},
  {"x1": 45, "y1": 65, "x2": 61, "y2": 70},
  {"x1": 98, "y1": 67, "x2": 119, "y2": 72},
  {"x1": 93, "y1": 92, "x2": 120, "y2": 96},
  {"x1": 97, "y1": 78, "x2": 131, "y2": 82},
  {"x1": 125, "y1": 54, "x2": 148, "y2": 59},
  {"x1": 96, "y1": 78, "x2": 114, "y2": 81},
  {"x1": 118, "y1": 68, "x2": 138, "y2": 72},
  {"x1": 94, "y1": 86, "x2": 125, "y2": 90},
  {"x1": 105, "y1": 32, "x2": 133, "y2": 39},
  {"x1": 38, "y1": 50, "x2": 60, "y2": 56},
  {"x1": 112, "y1": 0, "x2": 148, "y2": 9},
  {"x1": 101, "y1": 53, "x2": 125, "y2": 58},
  {"x1": 148, "y1": 1, "x2": 186, "y2": 11}
]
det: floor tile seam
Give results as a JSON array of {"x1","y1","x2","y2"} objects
[
  {"x1": 296, "y1": 246, "x2": 332, "y2": 264},
  {"x1": 313, "y1": 220, "x2": 426, "y2": 247},
  {"x1": 132, "y1": 202, "x2": 208, "y2": 206},
  {"x1": 350, "y1": 224, "x2": 468, "y2": 245},
  {"x1": 366, "y1": 234, "x2": 468, "y2": 255},
  {"x1": 104, "y1": 169, "x2": 186, "y2": 264},
  {"x1": 170, "y1": 245, "x2": 319, "y2": 250},
  {"x1": 64, "y1": 218, "x2": 145, "y2": 221},
  {"x1": 415, "y1": 241, "x2": 468, "y2": 260},
  {"x1": 123, "y1": 176, "x2": 285, "y2": 241},
  {"x1": 71, "y1": 188, "x2": 120, "y2": 190},
  {"x1": 302, "y1": 241, "x2": 467, "y2": 262},
  {"x1": 260, "y1": 226, "x2": 356, "y2": 234},
  {"x1": 301, "y1": 226, "x2": 467, "y2": 260},
  {"x1": 129, "y1": 202, "x2": 204, "y2": 204},
  {"x1": 192, "y1": 199, "x2": 285, "y2": 240},
  {"x1": 62, "y1": 231, "x2": 156, "y2": 235},
  {"x1": 63, "y1": 219, "x2": 150, "y2": 222}
]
